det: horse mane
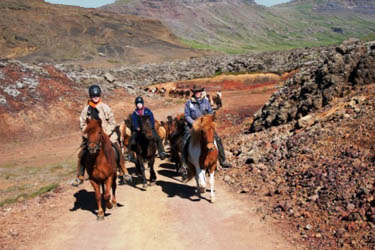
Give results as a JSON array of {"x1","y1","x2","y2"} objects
[
  {"x1": 191, "y1": 114, "x2": 216, "y2": 145},
  {"x1": 86, "y1": 119, "x2": 116, "y2": 168}
]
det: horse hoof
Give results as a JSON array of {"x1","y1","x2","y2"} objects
[
  {"x1": 97, "y1": 215, "x2": 105, "y2": 221},
  {"x1": 107, "y1": 202, "x2": 113, "y2": 209},
  {"x1": 210, "y1": 197, "x2": 216, "y2": 203},
  {"x1": 142, "y1": 183, "x2": 147, "y2": 189}
]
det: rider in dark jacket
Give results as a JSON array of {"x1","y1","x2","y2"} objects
[
  {"x1": 180, "y1": 85, "x2": 231, "y2": 175},
  {"x1": 129, "y1": 96, "x2": 166, "y2": 160}
]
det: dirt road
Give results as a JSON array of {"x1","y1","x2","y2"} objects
[
  {"x1": 26, "y1": 158, "x2": 294, "y2": 250},
  {"x1": 1, "y1": 88, "x2": 296, "y2": 250}
]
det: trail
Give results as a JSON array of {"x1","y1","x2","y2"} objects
[
  {"x1": 1, "y1": 90, "x2": 295, "y2": 250},
  {"x1": 27, "y1": 158, "x2": 294, "y2": 250}
]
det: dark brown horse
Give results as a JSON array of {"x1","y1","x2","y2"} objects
[
  {"x1": 184, "y1": 114, "x2": 218, "y2": 203},
  {"x1": 213, "y1": 94, "x2": 222, "y2": 110},
  {"x1": 169, "y1": 114, "x2": 186, "y2": 172},
  {"x1": 84, "y1": 118, "x2": 117, "y2": 220},
  {"x1": 133, "y1": 115, "x2": 157, "y2": 189}
]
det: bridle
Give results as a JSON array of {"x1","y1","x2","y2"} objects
[{"x1": 88, "y1": 132, "x2": 103, "y2": 154}]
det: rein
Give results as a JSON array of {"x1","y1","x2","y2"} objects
[{"x1": 88, "y1": 131, "x2": 103, "y2": 153}]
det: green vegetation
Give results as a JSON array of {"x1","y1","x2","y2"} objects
[
  {"x1": 0, "y1": 183, "x2": 59, "y2": 207},
  {"x1": 178, "y1": 2, "x2": 375, "y2": 55},
  {"x1": 0, "y1": 160, "x2": 75, "y2": 207}
]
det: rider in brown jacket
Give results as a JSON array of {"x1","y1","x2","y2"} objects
[{"x1": 72, "y1": 85, "x2": 128, "y2": 186}]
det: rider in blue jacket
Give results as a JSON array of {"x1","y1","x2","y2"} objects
[
  {"x1": 129, "y1": 96, "x2": 166, "y2": 160},
  {"x1": 180, "y1": 85, "x2": 231, "y2": 175}
]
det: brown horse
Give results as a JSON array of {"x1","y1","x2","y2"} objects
[
  {"x1": 134, "y1": 115, "x2": 157, "y2": 189},
  {"x1": 84, "y1": 118, "x2": 117, "y2": 220},
  {"x1": 184, "y1": 114, "x2": 218, "y2": 203},
  {"x1": 155, "y1": 120, "x2": 167, "y2": 145},
  {"x1": 169, "y1": 114, "x2": 185, "y2": 172},
  {"x1": 119, "y1": 120, "x2": 132, "y2": 157},
  {"x1": 213, "y1": 94, "x2": 222, "y2": 110}
]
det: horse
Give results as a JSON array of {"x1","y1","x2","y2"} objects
[
  {"x1": 213, "y1": 94, "x2": 222, "y2": 110},
  {"x1": 160, "y1": 120, "x2": 170, "y2": 145},
  {"x1": 84, "y1": 118, "x2": 117, "y2": 220},
  {"x1": 169, "y1": 114, "x2": 186, "y2": 172},
  {"x1": 183, "y1": 114, "x2": 218, "y2": 203},
  {"x1": 155, "y1": 120, "x2": 167, "y2": 146},
  {"x1": 184, "y1": 89, "x2": 191, "y2": 98},
  {"x1": 119, "y1": 120, "x2": 132, "y2": 159},
  {"x1": 133, "y1": 115, "x2": 157, "y2": 189}
]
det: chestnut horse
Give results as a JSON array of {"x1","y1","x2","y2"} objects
[
  {"x1": 134, "y1": 115, "x2": 157, "y2": 189},
  {"x1": 119, "y1": 120, "x2": 132, "y2": 157},
  {"x1": 184, "y1": 114, "x2": 218, "y2": 203},
  {"x1": 84, "y1": 118, "x2": 117, "y2": 220}
]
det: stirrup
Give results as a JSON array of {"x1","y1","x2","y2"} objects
[{"x1": 71, "y1": 178, "x2": 83, "y2": 187}]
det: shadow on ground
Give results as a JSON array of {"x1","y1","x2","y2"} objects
[{"x1": 70, "y1": 189, "x2": 122, "y2": 217}]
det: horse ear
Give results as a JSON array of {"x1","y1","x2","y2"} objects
[{"x1": 212, "y1": 111, "x2": 216, "y2": 121}]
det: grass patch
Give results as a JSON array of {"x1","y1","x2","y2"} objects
[{"x1": 0, "y1": 183, "x2": 59, "y2": 207}]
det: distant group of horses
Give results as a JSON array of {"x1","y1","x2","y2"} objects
[
  {"x1": 83, "y1": 113, "x2": 219, "y2": 220},
  {"x1": 143, "y1": 86, "x2": 223, "y2": 110},
  {"x1": 143, "y1": 86, "x2": 191, "y2": 98}
]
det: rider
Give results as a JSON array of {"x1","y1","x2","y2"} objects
[
  {"x1": 72, "y1": 84, "x2": 126, "y2": 186},
  {"x1": 180, "y1": 84, "x2": 231, "y2": 174},
  {"x1": 129, "y1": 96, "x2": 167, "y2": 160}
]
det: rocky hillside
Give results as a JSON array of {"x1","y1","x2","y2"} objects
[
  {"x1": 58, "y1": 45, "x2": 333, "y2": 88},
  {"x1": 0, "y1": 0, "x2": 203, "y2": 66},
  {"x1": 220, "y1": 39, "x2": 375, "y2": 249},
  {"x1": 102, "y1": 0, "x2": 375, "y2": 53},
  {"x1": 250, "y1": 39, "x2": 375, "y2": 132}
]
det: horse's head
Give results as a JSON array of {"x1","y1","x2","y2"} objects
[
  {"x1": 85, "y1": 118, "x2": 103, "y2": 154},
  {"x1": 170, "y1": 114, "x2": 185, "y2": 137},
  {"x1": 139, "y1": 116, "x2": 153, "y2": 140},
  {"x1": 194, "y1": 113, "x2": 216, "y2": 152}
]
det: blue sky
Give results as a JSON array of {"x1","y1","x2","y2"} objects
[{"x1": 45, "y1": 0, "x2": 291, "y2": 8}]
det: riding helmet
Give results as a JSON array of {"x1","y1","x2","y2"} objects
[
  {"x1": 135, "y1": 96, "x2": 144, "y2": 105},
  {"x1": 88, "y1": 85, "x2": 101, "y2": 98}
]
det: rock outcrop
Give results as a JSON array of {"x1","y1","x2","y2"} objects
[{"x1": 249, "y1": 39, "x2": 375, "y2": 133}]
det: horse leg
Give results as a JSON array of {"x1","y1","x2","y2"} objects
[
  {"x1": 112, "y1": 173, "x2": 117, "y2": 208},
  {"x1": 198, "y1": 169, "x2": 206, "y2": 194},
  {"x1": 90, "y1": 179, "x2": 104, "y2": 221},
  {"x1": 137, "y1": 155, "x2": 147, "y2": 189},
  {"x1": 148, "y1": 157, "x2": 156, "y2": 185},
  {"x1": 104, "y1": 177, "x2": 113, "y2": 209},
  {"x1": 209, "y1": 170, "x2": 215, "y2": 203}
]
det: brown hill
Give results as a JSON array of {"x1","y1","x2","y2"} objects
[{"x1": 0, "y1": 0, "x2": 205, "y2": 67}]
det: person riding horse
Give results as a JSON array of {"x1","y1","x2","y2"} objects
[
  {"x1": 129, "y1": 96, "x2": 167, "y2": 160},
  {"x1": 180, "y1": 84, "x2": 231, "y2": 176},
  {"x1": 72, "y1": 85, "x2": 126, "y2": 186}
]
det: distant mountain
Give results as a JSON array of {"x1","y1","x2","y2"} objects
[
  {"x1": 0, "y1": 0, "x2": 204, "y2": 66},
  {"x1": 101, "y1": 0, "x2": 375, "y2": 53}
]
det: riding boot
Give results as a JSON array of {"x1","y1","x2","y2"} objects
[
  {"x1": 72, "y1": 147, "x2": 86, "y2": 187},
  {"x1": 179, "y1": 125, "x2": 191, "y2": 178},
  {"x1": 113, "y1": 142, "x2": 131, "y2": 184},
  {"x1": 127, "y1": 132, "x2": 137, "y2": 163},
  {"x1": 152, "y1": 129, "x2": 166, "y2": 160},
  {"x1": 214, "y1": 133, "x2": 231, "y2": 168}
]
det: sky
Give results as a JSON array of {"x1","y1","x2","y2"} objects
[{"x1": 45, "y1": 0, "x2": 291, "y2": 8}]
